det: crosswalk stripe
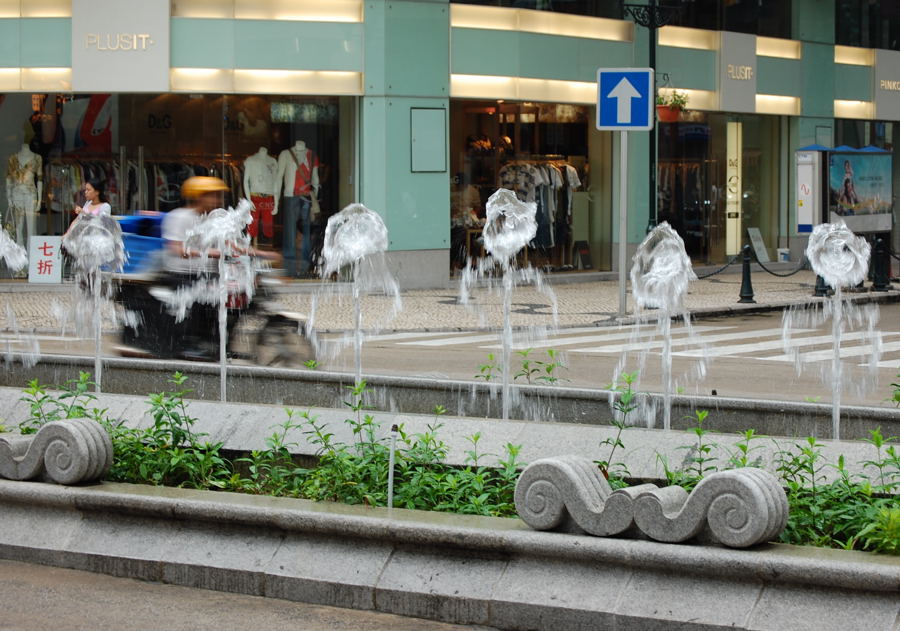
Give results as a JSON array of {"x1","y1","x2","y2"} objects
[
  {"x1": 479, "y1": 325, "x2": 734, "y2": 351},
  {"x1": 674, "y1": 330, "x2": 899, "y2": 358},
  {"x1": 398, "y1": 333, "x2": 501, "y2": 346},
  {"x1": 365, "y1": 331, "x2": 465, "y2": 342},
  {"x1": 762, "y1": 339, "x2": 900, "y2": 363},
  {"x1": 569, "y1": 327, "x2": 815, "y2": 354}
]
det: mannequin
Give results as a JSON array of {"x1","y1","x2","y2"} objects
[
  {"x1": 274, "y1": 140, "x2": 319, "y2": 277},
  {"x1": 243, "y1": 147, "x2": 278, "y2": 242},
  {"x1": 5, "y1": 143, "x2": 43, "y2": 248}
]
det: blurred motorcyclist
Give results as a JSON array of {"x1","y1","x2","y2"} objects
[{"x1": 160, "y1": 176, "x2": 227, "y2": 360}]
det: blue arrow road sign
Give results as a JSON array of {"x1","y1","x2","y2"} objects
[{"x1": 596, "y1": 68, "x2": 654, "y2": 131}]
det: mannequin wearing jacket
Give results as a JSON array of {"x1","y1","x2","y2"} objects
[
  {"x1": 274, "y1": 140, "x2": 319, "y2": 277},
  {"x1": 5, "y1": 143, "x2": 43, "y2": 247}
]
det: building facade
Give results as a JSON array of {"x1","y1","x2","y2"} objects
[{"x1": 0, "y1": 0, "x2": 897, "y2": 287}]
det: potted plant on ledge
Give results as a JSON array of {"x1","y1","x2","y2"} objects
[{"x1": 656, "y1": 90, "x2": 688, "y2": 122}]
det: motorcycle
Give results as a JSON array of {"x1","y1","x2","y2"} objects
[{"x1": 113, "y1": 214, "x2": 314, "y2": 367}]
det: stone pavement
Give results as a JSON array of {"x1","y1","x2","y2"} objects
[{"x1": 0, "y1": 268, "x2": 897, "y2": 333}]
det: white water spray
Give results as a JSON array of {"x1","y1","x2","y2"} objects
[
  {"x1": 459, "y1": 189, "x2": 559, "y2": 421},
  {"x1": 185, "y1": 199, "x2": 255, "y2": 402},
  {"x1": 628, "y1": 222, "x2": 698, "y2": 430},
  {"x1": 316, "y1": 203, "x2": 401, "y2": 385},
  {"x1": 62, "y1": 214, "x2": 125, "y2": 392},
  {"x1": 785, "y1": 221, "x2": 875, "y2": 440}
]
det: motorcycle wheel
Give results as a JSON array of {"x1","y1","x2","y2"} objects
[{"x1": 255, "y1": 315, "x2": 314, "y2": 367}]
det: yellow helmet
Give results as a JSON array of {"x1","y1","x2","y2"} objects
[{"x1": 181, "y1": 176, "x2": 228, "y2": 200}]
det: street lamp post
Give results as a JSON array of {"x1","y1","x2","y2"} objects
[{"x1": 623, "y1": 1, "x2": 682, "y2": 232}]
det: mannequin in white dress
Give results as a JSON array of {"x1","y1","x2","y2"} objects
[
  {"x1": 243, "y1": 147, "x2": 278, "y2": 242},
  {"x1": 5, "y1": 143, "x2": 43, "y2": 247},
  {"x1": 274, "y1": 140, "x2": 319, "y2": 276}
]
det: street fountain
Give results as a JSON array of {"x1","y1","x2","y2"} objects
[
  {"x1": 0, "y1": 229, "x2": 39, "y2": 368},
  {"x1": 314, "y1": 203, "x2": 401, "y2": 386},
  {"x1": 61, "y1": 213, "x2": 125, "y2": 392},
  {"x1": 782, "y1": 221, "x2": 878, "y2": 440},
  {"x1": 183, "y1": 199, "x2": 256, "y2": 403},
  {"x1": 459, "y1": 188, "x2": 557, "y2": 421},
  {"x1": 625, "y1": 222, "x2": 699, "y2": 430}
]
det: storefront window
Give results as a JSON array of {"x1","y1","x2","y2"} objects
[
  {"x1": 450, "y1": 99, "x2": 610, "y2": 274},
  {"x1": 668, "y1": 0, "x2": 791, "y2": 39},
  {"x1": 835, "y1": 0, "x2": 900, "y2": 51},
  {"x1": 657, "y1": 112, "x2": 782, "y2": 263},
  {"x1": 0, "y1": 92, "x2": 354, "y2": 278},
  {"x1": 451, "y1": 0, "x2": 622, "y2": 19}
]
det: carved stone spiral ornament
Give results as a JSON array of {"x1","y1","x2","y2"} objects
[
  {"x1": 515, "y1": 456, "x2": 788, "y2": 548},
  {"x1": 0, "y1": 418, "x2": 113, "y2": 485}
]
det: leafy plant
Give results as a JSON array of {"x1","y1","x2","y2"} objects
[
  {"x1": 104, "y1": 372, "x2": 231, "y2": 489},
  {"x1": 656, "y1": 90, "x2": 688, "y2": 110},
  {"x1": 514, "y1": 348, "x2": 567, "y2": 385},
  {"x1": 726, "y1": 429, "x2": 764, "y2": 469},
  {"x1": 19, "y1": 372, "x2": 106, "y2": 434},
  {"x1": 596, "y1": 371, "x2": 638, "y2": 484},
  {"x1": 889, "y1": 374, "x2": 900, "y2": 407},
  {"x1": 304, "y1": 359, "x2": 319, "y2": 370},
  {"x1": 476, "y1": 352, "x2": 501, "y2": 382},
  {"x1": 676, "y1": 409, "x2": 718, "y2": 489}
]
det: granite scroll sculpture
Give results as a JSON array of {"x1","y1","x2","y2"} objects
[
  {"x1": 0, "y1": 418, "x2": 113, "y2": 485},
  {"x1": 515, "y1": 455, "x2": 788, "y2": 548}
]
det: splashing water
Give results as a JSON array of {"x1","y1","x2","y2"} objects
[
  {"x1": 184, "y1": 199, "x2": 256, "y2": 402},
  {"x1": 0, "y1": 226, "x2": 39, "y2": 367},
  {"x1": 458, "y1": 189, "x2": 559, "y2": 421},
  {"x1": 0, "y1": 227, "x2": 27, "y2": 272},
  {"x1": 313, "y1": 203, "x2": 401, "y2": 385},
  {"x1": 626, "y1": 222, "x2": 699, "y2": 431},
  {"x1": 62, "y1": 213, "x2": 125, "y2": 392},
  {"x1": 783, "y1": 221, "x2": 876, "y2": 440}
]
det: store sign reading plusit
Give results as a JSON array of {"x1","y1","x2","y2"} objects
[
  {"x1": 718, "y1": 32, "x2": 757, "y2": 114},
  {"x1": 85, "y1": 33, "x2": 155, "y2": 52},
  {"x1": 72, "y1": 0, "x2": 169, "y2": 92}
]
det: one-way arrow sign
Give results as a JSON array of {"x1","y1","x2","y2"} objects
[{"x1": 596, "y1": 68, "x2": 654, "y2": 131}]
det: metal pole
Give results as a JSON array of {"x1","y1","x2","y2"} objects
[
  {"x1": 618, "y1": 130, "x2": 629, "y2": 317},
  {"x1": 738, "y1": 244, "x2": 755, "y2": 304},
  {"x1": 387, "y1": 423, "x2": 398, "y2": 509},
  {"x1": 648, "y1": 0, "x2": 657, "y2": 231}
]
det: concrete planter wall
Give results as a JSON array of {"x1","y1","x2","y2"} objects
[
  {"x1": 0, "y1": 481, "x2": 896, "y2": 631},
  {"x1": 2, "y1": 355, "x2": 899, "y2": 440}
]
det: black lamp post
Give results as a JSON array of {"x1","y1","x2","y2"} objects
[{"x1": 623, "y1": 1, "x2": 683, "y2": 232}]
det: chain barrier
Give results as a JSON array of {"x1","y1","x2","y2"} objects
[
  {"x1": 889, "y1": 247, "x2": 900, "y2": 263},
  {"x1": 695, "y1": 255, "x2": 739, "y2": 279},
  {"x1": 749, "y1": 251, "x2": 809, "y2": 278}
]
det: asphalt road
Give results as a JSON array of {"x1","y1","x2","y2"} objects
[
  {"x1": 0, "y1": 560, "x2": 496, "y2": 631},
  {"x1": 3, "y1": 304, "x2": 899, "y2": 407}
]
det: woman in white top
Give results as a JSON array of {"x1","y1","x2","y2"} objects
[{"x1": 74, "y1": 178, "x2": 111, "y2": 217}]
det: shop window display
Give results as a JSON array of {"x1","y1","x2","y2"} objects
[
  {"x1": 657, "y1": 112, "x2": 782, "y2": 263},
  {"x1": 450, "y1": 100, "x2": 590, "y2": 273},
  {"x1": 0, "y1": 92, "x2": 346, "y2": 279}
]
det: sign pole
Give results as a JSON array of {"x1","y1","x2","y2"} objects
[{"x1": 618, "y1": 130, "x2": 628, "y2": 317}]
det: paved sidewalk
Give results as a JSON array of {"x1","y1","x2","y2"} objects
[{"x1": 1, "y1": 269, "x2": 897, "y2": 333}]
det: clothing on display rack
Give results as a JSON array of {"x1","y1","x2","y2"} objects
[{"x1": 497, "y1": 158, "x2": 582, "y2": 253}]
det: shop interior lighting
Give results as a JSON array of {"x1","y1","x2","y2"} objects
[
  {"x1": 450, "y1": 4, "x2": 632, "y2": 42},
  {"x1": 658, "y1": 25, "x2": 718, "y2": 50},
  {"x1": 834, "y1": 45, "x2": 874, "y2": 66},
  {"x1": 756, "y1": 36, "x2": 801, "y2": 59},
  {"x1": 172, "y1": 0, "x2": 363, "y2": 21},
  {"x1": 834, "y1": 99, "x2": 873, "y2": 119},
  {"x1": 451, "y1": 74, "x2": 594, "y2": 104},
  {"x1": 656, "y1": 86, "x2": 717, "y2": 111},
  {"x1": 21, "y1": 67, "x2": 71, "y2": 91},
  {"x1": 170, "y1": 67, "x2": 233, "y2": 92},
  {"x1": 0, "y1": 0, "x2": 72, "y2": 17},
  {"x1": 755, "y1": 94, "x2": 800, "y2": 115},
  {"x1": 233, "y1": 69, "x2": 362, "y2": 94},
  {"x1": 0, "y1": 68, "x2": 20, "y2": 90}
]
